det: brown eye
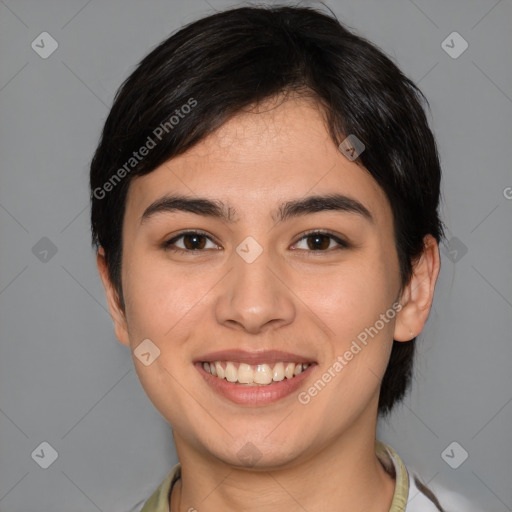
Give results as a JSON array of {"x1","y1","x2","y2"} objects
[
  {"x1": 181, "y1": 233, "x2": 207, "y2": 250},
  {"x1": 293, "y1": 230, "x2": 349, "y2": 252},
  {"x1": 163, "y1": 231, "x2": 219, "y2": 252},
  {"x1": 305, "y1": 233, "x2": 331, "y2": 250}
]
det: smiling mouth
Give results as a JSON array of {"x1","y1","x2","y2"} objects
[{"x1": 200, "y1": 361, "x2": 312, "y2": 386}]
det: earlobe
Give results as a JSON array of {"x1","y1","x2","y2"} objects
[
  {"x1": 96, "y1": 248, "x2": 130, "y2": 347},
  {"x1": 394, "y1": 235, "x2": 441, "y2": 342}
]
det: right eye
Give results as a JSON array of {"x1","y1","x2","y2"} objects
[{"x1": 162, "y1": 230, "x2": 221, "y2": 253}]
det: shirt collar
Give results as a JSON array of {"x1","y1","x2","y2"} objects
[{"x1": 376, "y1": 440, "x2": 410, "y2": 511}]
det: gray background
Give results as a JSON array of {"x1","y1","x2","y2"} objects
[{"x1": 0, "y1": 0, "x2": 511, "y2": 511}]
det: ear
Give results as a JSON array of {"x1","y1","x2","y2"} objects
[
  {"x1": 394, "y1": 235, "x2": 441, "y2": 342},
  {"x1": 96, "y1": 247, "x2": 130, "y2": 346}
]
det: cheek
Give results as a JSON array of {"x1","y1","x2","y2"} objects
[
  {"x1": 121, "y1": 248, "x2": 210, "y2": 342},
  {"x1": 306, "y1": 259, "x2": 398, "y2": 411},
  {"x1": 310, "y1": 245, "x2": 400, "y2": 402},
  {"x1": 319, "y1": 254, "x2": 398, "y2": 337},
  {"x1": 120, "y1": 252, "x2": 208, "y2": 422}
]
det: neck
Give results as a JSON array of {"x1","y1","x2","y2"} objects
[{"x1": 170, "y1": 417, "x2": 395, "y2": 512}]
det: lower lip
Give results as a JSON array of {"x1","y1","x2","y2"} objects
[{"x1": 196, "y1": 363, "x2": 316, "y2": 406}]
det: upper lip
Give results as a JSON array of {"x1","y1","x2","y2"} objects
[{"x1": 194, "y1": 349, "x2": 316, "y2": 365}]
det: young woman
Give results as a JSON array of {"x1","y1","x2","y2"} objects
[{"x1": 90, "y1": 5, "x2": 454, "y2": 511}]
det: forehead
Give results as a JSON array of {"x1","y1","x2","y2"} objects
[{"x1": 125, "y1": 97, "x2": 392, "y2": 226}]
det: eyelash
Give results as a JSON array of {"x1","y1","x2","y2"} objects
[{"x1": 162, "y1": 229, "x2": 350, "y2": 255}]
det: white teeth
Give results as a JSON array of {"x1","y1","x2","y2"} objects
[
  {"x1": 254, "y1": 364, "x2": 273, "y2": 384},
  {"x1": 237, "y1": 363, "x2": 254, "y2": 384},
  {"x1": 202, "y1": 361, "x2": 312, "y2": 385},
  {"x1": 285, "y1": 362, "x2": 295, "y2": 379},
  {"x1": 272, "y1": 362, "x2": 285, "y2": 381},
  {"x1": 225, "y1": 361, "x2": 238, "y2": 382},
  {"x1": 215, "y1": 361, "x2": 225, "y2": 379}
]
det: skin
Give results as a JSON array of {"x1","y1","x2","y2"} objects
[{"x1": 97, "y1": 95, "x2": 440, "y2": 512}]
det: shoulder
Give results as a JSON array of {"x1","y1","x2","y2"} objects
[
  {"x1": 407, "y1": 469, "x2": 483, "y2": 512},
  {"x1": 406, "y1": 473, "x2": 446, "y2": 511},
  {"x1": 136, "y1": 463, "x2": 181, "y2": 512},
  {"x1": 377, "y1": 441, "x2": 470, "y2": 512}
]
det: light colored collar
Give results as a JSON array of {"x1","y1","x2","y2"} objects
[{"x1": 376, "y1": 440, "x2": 410, "y2": 511}]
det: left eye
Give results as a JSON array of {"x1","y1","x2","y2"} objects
[{"x1": 292, "y1": 231, "x2": 348, "y2": 252}]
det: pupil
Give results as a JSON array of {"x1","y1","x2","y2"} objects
[
  {"x1": 308, "y1": 234, "x2": 329, "y2": 250},
  {"x1": 185, "y1": 234, "x2": 206, "y2": 250}
]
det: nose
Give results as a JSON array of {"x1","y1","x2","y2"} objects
[{"x1": 214, "y1": 244, "x2": 296, "y2": 335}]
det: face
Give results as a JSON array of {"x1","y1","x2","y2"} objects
[{"x1": 101, "y1": 97, "x2": 417, "y2": 470}]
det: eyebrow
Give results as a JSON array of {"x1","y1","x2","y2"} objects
[{"x1": 140, "y1": 193, "x2": 373, "y2": 225}]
